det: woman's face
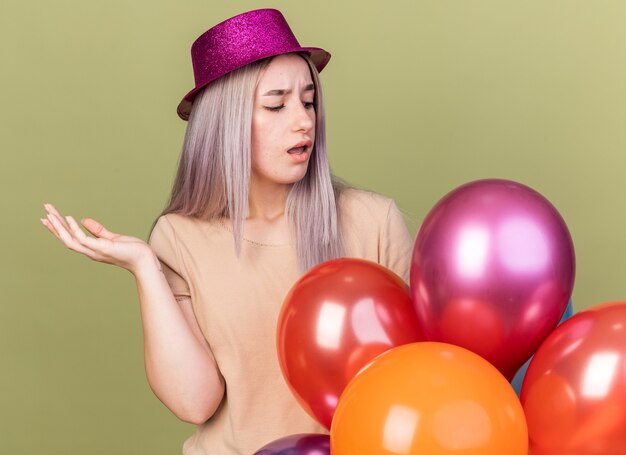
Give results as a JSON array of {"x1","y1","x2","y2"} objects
[{"x1": 251, "y1": 54, "x2": 316, "y2": 188}]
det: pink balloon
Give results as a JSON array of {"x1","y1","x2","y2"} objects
[
  {"x1": 410, "y1": 179, "x2": 575, "y2": 380},
  {"x1": 254, "y1": 433, "x2": 330, "y2": 455}
]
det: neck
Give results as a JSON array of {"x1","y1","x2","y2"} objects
[{"x1": 248, "y1": 177, "x2": 292, "y2": 222}]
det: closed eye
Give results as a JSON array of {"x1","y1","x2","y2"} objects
[
  {"x1": 263, "y1": 101, "x2": 314, "y2": 112},
  {"x1": 264, "y1": 105, "x2": 285, "y2": 112}
]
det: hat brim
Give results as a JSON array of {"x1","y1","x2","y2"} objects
[{"x1": 176, "y1": 47, "x2": 330, "y2": 121}]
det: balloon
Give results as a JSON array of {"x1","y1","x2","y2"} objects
[
  {"x1": 253, "y1": 433, "x2": 330, "y2": 455},
  {"x1": 277, "y1": 258, "x2": 424, "y2": 429},
  {"x1": 410, "y1": 179, "x2": 575, "y2": 380},
  {"x1": 511, "y1": 299, "x2": 573, "y2": 395},
  {"x1": 521, "y1": 301, "x2": 626, "y2": 454},
  {"x1": 331, "y1": 342, "x2": 528, "y2": 455}
]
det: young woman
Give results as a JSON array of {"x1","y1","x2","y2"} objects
[{"x1": 42, "y1": 9, "x2": 412, "y2": 455}]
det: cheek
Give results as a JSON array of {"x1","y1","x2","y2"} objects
[
  {"x1": 252, "y1": 115, "x2": 282, "y2": 148},
  {"x1": 310, "y1": 111, "x2": 317, "y2": 136},
  {"x1": 251, "y1": 148, "x2": 278, "y2": 177},
  {"x1": 251, "y1": 110, "x2": 271, "y2": 146}
]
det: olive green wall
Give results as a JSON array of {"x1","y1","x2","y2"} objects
[{"x1": 2, "y1": 1, "x2": 625, "y2": 453}]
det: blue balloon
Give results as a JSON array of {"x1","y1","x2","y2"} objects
[{"x1": 510, "y1": 299, "x2": 573, "y2": 396}]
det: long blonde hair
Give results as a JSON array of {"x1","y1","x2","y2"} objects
[{"x1": 155, "y1": 53, "x2": 344, "y2": 272}]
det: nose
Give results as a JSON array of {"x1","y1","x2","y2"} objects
[{"x1": 293, "y1": 101, "x2": 314, "y2": 133}]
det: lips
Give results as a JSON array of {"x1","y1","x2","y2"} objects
[
  {"x1": 288, "y1": 146, "x2": 307, "y2": 155},
  {"x1": 287, "y1": 140, "x2": 312, "y2": 155}
]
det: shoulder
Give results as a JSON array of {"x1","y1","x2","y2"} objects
[
  {"x1": 338, "y1": 187, "x2": 395, "y2": 219},
  {"x1": 150, "y1": 213, "x2": 223, "y2": 247},
  {"x1": 153, "y1": 212, "x2": 221, "y2": 232},
  {"x1": 338, "y1": 188, "x2": 412, "y2": 278},
  {"x1": 151, "y1": 213, "x2": 192, "y2": 239},
  {"x1": 337, "y1": 188, "x2": 401, "y2": 242},
  {"x1": 153, "y1": 212, "x2": 195, "y2": 231}
]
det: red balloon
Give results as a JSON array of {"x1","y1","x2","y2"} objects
[
  {"x1": 411, "y1": 179, "x2": 575, "y2": 380},
  {"x1": 277, "y1": 258, "x2": 425, "y2": 429},
  {"x1": 521, "y1": 301, "x2": 626, "y2": 454}
]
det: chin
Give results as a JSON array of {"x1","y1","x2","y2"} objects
[
  {"x1": 281, "y1": 166, "x2": 310, "y2": 185},
  {"x1": 278, "y1": 175, "x2": 308, "y2": 186},
  {"x1": 253, "y1": 164, "x2": 310, "y2": 187}
]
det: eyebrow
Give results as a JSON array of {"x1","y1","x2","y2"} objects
[{"x1": 262, "y1": 84, "x2": 315, "y2": 96}]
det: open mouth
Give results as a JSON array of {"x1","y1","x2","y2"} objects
[{"x1": 287, "y1": 146, "x2": 308, "y2": 155}]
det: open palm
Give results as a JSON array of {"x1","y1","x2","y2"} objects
[{"x1": 41, "y1": 203, "x2": 155, "y2": 274}]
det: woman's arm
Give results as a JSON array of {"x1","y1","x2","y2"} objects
[
  {"x1": 134, "y1": 256, "x2": 224, "y2": 424},
  {"x1": 42, "y1": 204, "x2": 224, "y2": 424},
  {"x1": 133, "y1": 256, "x2": 224, "y2": 424}
]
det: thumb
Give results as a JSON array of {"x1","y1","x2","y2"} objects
[{"x1": 81, "y1": 218, "x2": 117, "y2": 240}]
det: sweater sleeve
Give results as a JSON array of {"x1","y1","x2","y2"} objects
[
  {"x1": 379, "y1": 199, "x2": 414, "y2": 284},
  {"x1": 148, "y1": 215, "x2": 192, "y2": 300}
]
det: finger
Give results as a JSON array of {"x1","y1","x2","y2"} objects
[
  {"x1": 65, "y1": 215, "x2": 109, "y2": 252},
  {"x1": 81, "y1": 217, "x2": 118, "y2": 240},
  {"x1": 47, "y1": 213, "x2": 96, "y2": 257},
  {"x1": 43, "y1": 203, "x2": 71, "y2": 231},
  {"x1": 41, "y1": 218, "x2": 62, "y2": 240},
  {"x1": 46, "y1": 213, "x2": 80, "y2": 246},
  {"x1": 65, "y1": 215, "x2": 93, "y2": 243}
]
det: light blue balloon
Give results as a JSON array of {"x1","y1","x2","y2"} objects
[{"x1": 511, "y1": 299, "x2": 573, "y2": 396}]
